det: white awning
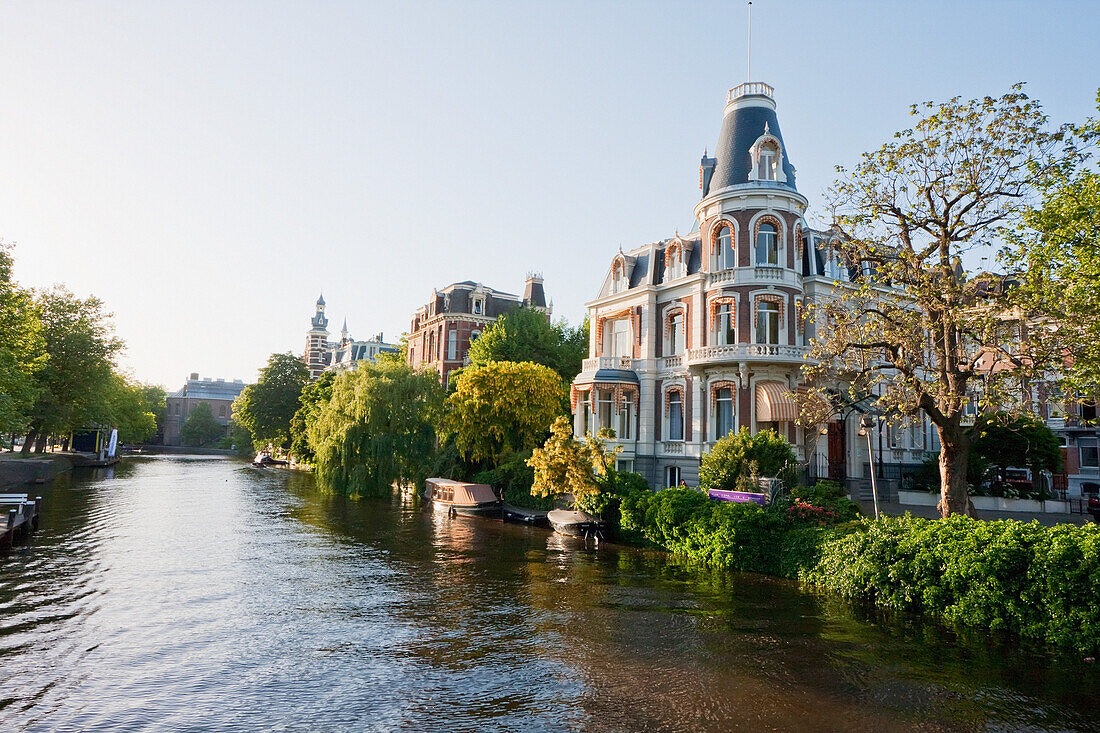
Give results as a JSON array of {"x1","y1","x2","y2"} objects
[{"x1": 755, "y1": 382, "x2": 798, "y2": 422}]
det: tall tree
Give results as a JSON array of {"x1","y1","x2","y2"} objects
[
  {"x1": 804, "y1": 86, "x2": 1072, "y2": 516},
  {"x1": 308, "y1": 360, "x2": 444, "y2": 496},
  {"x1": 0, "y1": 242, "x2": 45, "y2": 435},
  {"x1": 442, "y1": 361, "x2": 566, "y2": 464},
  {"x1": 288, "y1": 369, "x2": 335, "y2": 462},
  {"x1": 180, "y1": 402, "x2": 226, "y2": 447},
  {"x1": 101, "y1": 374, "x2": 158, "y2": 444},
  {"x1": 22, "y1": 286, "x2": 122, "y2": 452},
  {"x1": 465, "y1": 308, "x2": 588, "y2": 383},
  {"x1": 231, "y1": 352, "x2": 309, "y2": 450},
  {"x1": 1009, "y1": 92, "x2": 1100, "y2": 394}
]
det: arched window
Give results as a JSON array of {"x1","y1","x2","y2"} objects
[
  {"x1": 666, "y1": 311, "x2": 684, "y2": 355},
  {"x1": 756, "y1": 301, "x2": 780, "y2": 344},
  {"x1": 667, "y1": 391, "x2": 684, "y2": 441},
  {"x1": 715, "y1": 387, "x2": 735, "y2": 439},
  {"x1": 715, "y1": 303, "x2": 735, "y2": 346},
  {"x1": 714, "y1": 225, "x2": 733, "y2": 270},
  {"x1": 757, "y1": 142, "x2": 779, "y2": 180},
  {"x1": 756, "y1": 223, "x2": 779, "y2": 266}
]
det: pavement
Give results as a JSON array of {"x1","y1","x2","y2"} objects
[{"x1": 856, "y1": 498, "x2": 1096, "y2": 527}]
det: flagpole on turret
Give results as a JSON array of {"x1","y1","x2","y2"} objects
[{"x1": 747, "y1": 1, "x2": 752, "y2": 81}]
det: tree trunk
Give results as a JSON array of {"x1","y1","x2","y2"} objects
[
  {"x1": 936, "y1": 424, "x2": 972, "y2": 517},
  {"x1": 21, "y1": 428, "x2": 37, "y2": 455},
  {"x1": 34, "y1": 432, "x2": 47, "y2": 453}
]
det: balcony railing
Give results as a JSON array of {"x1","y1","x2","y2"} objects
[
  {"x1": 754, "y1": 265, "x2": 784, "y2": 279},
  {"x1": 727, "y1": 82, "x2": 774, "y2": 103},
  {"x1": 581, "y1": 356, "x2": 636, "y2": 372},
  {"x1": 659, "y1": 355, "x2": 684, "y2": 371},
  {"x1": 660, "y1": 442, "x2": 684, "y2": 455},
  {"x1": 686, "y1": 343, "x2": 810, "y2": 365}
]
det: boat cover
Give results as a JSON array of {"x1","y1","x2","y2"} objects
[
  {"x1": 426, "y1": 478, "x2": 497, "y2": 505},
  {"x1": 547, "y1": 509, "x2": 599, "y2": 524}
]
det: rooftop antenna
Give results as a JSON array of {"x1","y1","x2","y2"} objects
[{"x1": 746, "y1": 1, "x2": 752, "y2": 82}]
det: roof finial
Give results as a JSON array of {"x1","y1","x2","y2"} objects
[{"x1": 764, "y1": 121, "x2": 770, "y2": 135}]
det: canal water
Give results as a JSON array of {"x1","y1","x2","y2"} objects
[{"x1": 1, "y1": 456, "x2": 1098, "y2": 732}]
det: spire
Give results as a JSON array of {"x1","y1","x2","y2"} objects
[{"x1": 317, "y1": 292, "x2": 325, "y2": 307}]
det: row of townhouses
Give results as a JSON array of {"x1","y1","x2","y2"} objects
[{"x1": 297, "y1": 80, "x2": 1100, "y2": 501}]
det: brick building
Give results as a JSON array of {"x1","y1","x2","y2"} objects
[
  {"x1": 407, "y1": 276, "x2": 549, "y2": 383},
  {"x1": 164, "y1": 373, "x2": 248, "y2": 446}
]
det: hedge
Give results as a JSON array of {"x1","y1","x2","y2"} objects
[{"x1": 618, "y1": 488, "x2": 1100, "y2": 654}]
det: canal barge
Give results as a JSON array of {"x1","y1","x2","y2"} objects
[
  {"x1": 502, "y1": 504, "x2": 549, "y2": 527},
  {"x1": 425, "y1": 478, "x2": 501, "y2": 518},
  {"x1": 547, "y1": 509, "x2": 604, "y2": 539},
  {"x1": 1, "y1": 493, "x2": 41, "y2": 551}
]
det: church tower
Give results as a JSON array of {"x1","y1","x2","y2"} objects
[{"x1": 304, "y1": 294, "x2": 331, "y2": 380}]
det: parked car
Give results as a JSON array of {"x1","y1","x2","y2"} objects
[{"x1": 1088, "y1": 495, "x2": 1100, "y2": 523}]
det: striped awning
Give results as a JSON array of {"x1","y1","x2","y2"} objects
[{"x1": 755, "y1": 382, "x2": 798, "y2": 423}]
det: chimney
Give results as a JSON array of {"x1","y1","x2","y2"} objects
[{"x1": 189, "y1": 372, "x2": 199, "y2": 381}]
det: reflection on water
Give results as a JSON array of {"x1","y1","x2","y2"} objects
[{"x1": 0, "y1": 456, "x2": 1097, "y2": 731}]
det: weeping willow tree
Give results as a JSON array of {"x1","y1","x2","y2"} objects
[{"x1": 308, "y1": 361, "x2": 444, "y2": 497}]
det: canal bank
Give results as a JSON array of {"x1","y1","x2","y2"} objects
[
  {"x1": 2, "y1": 454, "x2": 1098, "y2": 731},
  {"x1": 0, "y1": 453, "x2": 73, "y2": 489}
]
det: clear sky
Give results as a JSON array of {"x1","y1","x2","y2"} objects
[{"x1": 2, "y1": 1, "x2": 1097, "y2": 389}]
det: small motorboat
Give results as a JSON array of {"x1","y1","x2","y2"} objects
[
  {"x1": 547, "y1": 509, "x2": 605, "y2": 539},
  {"x1": 502, "y1": 504, "x2": 549, "y2": 527},
  {"x1": 253, "y1": 454, "x2": 289, "y2": 467},
  {"x1": 425, "y1": 478, "x2": 502, "y2": 518}
]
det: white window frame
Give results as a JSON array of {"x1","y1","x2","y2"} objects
[
  {"x1": 755, "y1": 224, "x2": 779, "y2": 266},
  {"x1": 666, "y1": 312, "x2": 684, "y2": 356},
  {"x1": 714, "y1": 225, "x2": 734, "y2": 270},
  {"x1": 447, "y1": 329, "x2": 457, "y2": 360},
  {"x1": 755, "y1": 301, "x2": 781, "y2": 345},
  {"x1": 667, "y1": 391, "x2": 684, "y2": 442},
  {"x1": 715, "y1": 303, "x2": 736, "y2": 346},
  {"x1": 715, "y1": 387, "x2": 735, "y2": 440},
  {"x1": 665, "y1": 465, "x2": 682, "y2": 488},
  {"x1": 605, "y1": 319, "x2": 631, "y2": 358}
]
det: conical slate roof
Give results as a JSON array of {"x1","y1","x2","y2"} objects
[{"x1": 705, "y1": 86, "x2": 797, "y2": 196}]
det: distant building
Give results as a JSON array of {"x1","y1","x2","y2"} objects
[
  {"x1": 407, "y1": 275, "x2": 550, "y2": 383},
  {"x1": 164, "y1": 373, "x2": 248, "y2": 446},
  {"x1": 302, "y1": 294, "x2": 398, "y2": 380}
]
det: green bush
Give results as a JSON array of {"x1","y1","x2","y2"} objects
[
  {"x1": 804, "y1": 514, "x2": 1100, "y2": 654},
  {"x1": 473, "y1": 449, "x2": 555, "y2": 510},
  {"x1": 786, "y1": 480, "x2": 861, "y2": 522},
  {"x1": 698, "y1": 427, "x2": 797, "y2": 492}
]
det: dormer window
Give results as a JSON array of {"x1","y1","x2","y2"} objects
[
  {"x1": 757, "y1": 143, "x2": 778, "y2": 180},
  {"x1": 747, "y1": 130, "x2": 787, "y2": 184},
  {"x1": 664, "y1": 242, "x2": 685, "y2": 281},
  {"x1": 471, "y1": 296, "x2": 485, "y2": 315},
  {"x1": 612, "y1": 266, "x2": 626, "y2": 294}
]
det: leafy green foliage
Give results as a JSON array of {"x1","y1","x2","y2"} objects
[
  {"x1": 180, "y1": 402, "x2": 225, "y2": 447},
  {"x1": 0, "y1": 242, "x2": 45, "y2": 434},
  {"x1": 23, "y1": 286, "x2": 123, "y2": 450},
  {"x1": 805, "y1": 515, "x2": 1100, "y2": 654},
  {"x1": 465, "y1": 307, "x2": 588, "y2": 383},
  {"x1": 443, "y1": 361, "x2": 566, "y2": 463},
  {"x1": 528, "y1": 416, "x2": 623, "y2": 514},
  {"x1": 806, "y1": 85, "x2": 1075, "y2": 516},
  {"x1": 288, "y1": 370, "x2": 335, "y2": 462},
  {"x1": 103, "y1": 374, "x2": 158, "y2": 444},
  {"x1": 1009, "y1": 92, "x2": 1100, "y2": 393},
  {"x1": 308, "y1": 360, "x2": 444, "y2": 497},
  {"x1": 970, "y1": 412, "x2": 1062, "y2": 475},
  {"x1": 232, "y1": 352, "x2": 309, "y2": 450},
  {"x1": 698, "y1": 427, "x2": 797, "y2": 492},
  {"x1": 785, "y1": 480, "x2": 862, "y2": 522}
]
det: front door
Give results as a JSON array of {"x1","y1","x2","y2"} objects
[{"x1": 828, "y1": 421, "x2": 847, "y2": 481}]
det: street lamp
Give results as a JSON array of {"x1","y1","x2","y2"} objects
[{"x1": 859, "y1": 414, "x2": 880, "y2": 518}]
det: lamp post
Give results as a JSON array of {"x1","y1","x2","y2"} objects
[{"x1": 859, "y1": 414, "x2": 880, "y2": 518}]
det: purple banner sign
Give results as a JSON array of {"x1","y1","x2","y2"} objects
[{"x1": 708, "y1": 489, "x2": 768, "y2": 506}]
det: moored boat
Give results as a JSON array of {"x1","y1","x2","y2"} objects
[
  {"x1": 546, "y1": 509, "x2": 604, "y2": 539},
  {"x1": 502, "y1": 503, "x2": 549, "y2": 527},
  {"x1": 425, "y1": 478, "x2": 502, "y2": 518}
]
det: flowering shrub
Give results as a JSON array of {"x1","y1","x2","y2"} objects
[{"x1": 787, "y1": 499, "x2": 841, "y2": 526}]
